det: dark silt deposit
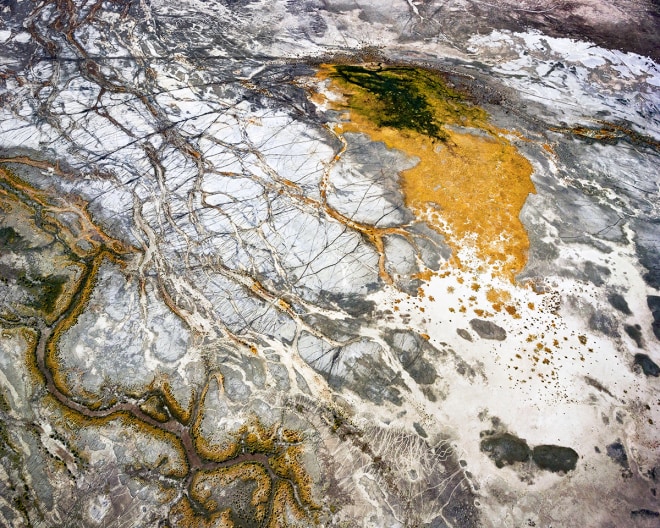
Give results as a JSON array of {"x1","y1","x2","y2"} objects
[
  {"x1": 634, "y1": 354, "x2": 660, "y2": 377},
  {"x1": 648, "y1": 296, "x2": 660, "y2": 340},
  {"x1": 608, "y1": 292, "x2": 632, "y2": 315},
  {"x1": 606, "y1": 440, "x2": 629, "y2": 468},
  {"x1": 532, "y1": 445, "x2": 579, "y2": 473},
  {"x1": 481, "y1": 432, "x2": 579, "y2": 474},
  {"x1": 469, "y1": 319, "x2": 507, "y2": 341},
  {"x1": 480, "y1": 433, "x2": 531, "y2": 468}
]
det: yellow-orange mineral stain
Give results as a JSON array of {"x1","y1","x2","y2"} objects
[{"x1": 316, "y1": 64, "x2": 535, "y2": 280}]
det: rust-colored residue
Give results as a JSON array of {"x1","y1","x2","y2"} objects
[
  {"x1": 551, "y1": 122, "x2": 660, "y2": 150},
  {"x1": 316, "y1": 65, "x2": 536, "y2": 280}
]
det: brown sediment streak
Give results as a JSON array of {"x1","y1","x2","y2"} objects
[
  {"x1": 551, "y1": 122, "x2": 660, "y2": 150},
  {"x1": 316, "y1": 64, "x2": 536, "y2": 281},
  {"x1": 0, "y1": 161, "x2": 133, "y2": 257},
  {"x1": 318, "y1": 136, "x2": 402, "y2": 285},
  {"x1": 4, "y1": 159, "x2": 320, "y2": 524}
]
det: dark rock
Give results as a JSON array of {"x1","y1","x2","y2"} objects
[
  {"x1": 469, "y1": 319, "x2": 506, "y2": 341},
  {"x1": 413, "y1": 422, "x2": 428, "y2": 438},
  {"x1": 634, "y1": 354, "x2": 659, "y2": 377},
  {"x1": 648, "y1": 296, "x2": 660, "y2": 340},
  {"x1": 456, "y1": 328, "x2": 473, "y2": 342},
  {"x1": 480, "y1": 433, "x2": 531, "y2": 468},
  {"x1": 608, "y1": 292, "x2": 631, "y2": 315},
  {"x1": 636, "y1": 222, "x2": 660, "y2": 289},
  {"x1": 532, "y1": 445, "x2": 579, "y2": 473},
  {"x1": 630, "y1": 509, "x2": 659, "y2": 519},
  {"x1": 624, "y1": 324, "x2": 644, "y2": 348},
  {"x1": 606, "y1": 441, "x2": 629, "y2": 468}
]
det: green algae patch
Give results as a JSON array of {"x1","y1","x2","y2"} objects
[
  {"x1": 0, "y1": 226, "x2": 26, "y2": 250},
  {"x1": 17, "y1": 272, "x2": 68, "y2": 314},
  {"x1": 330, "y1": 65, "x2": 487, "y2": 140},
  {"x1": 333, "y1": 65, "x2": 444, "y2": 139},
  {"x1": 317, "y1": 64, "x2": 536, "y2": 280}
]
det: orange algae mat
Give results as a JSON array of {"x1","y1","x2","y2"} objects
[{"x1": 316, "y1": 64, "x2": 535, "y2": 280}]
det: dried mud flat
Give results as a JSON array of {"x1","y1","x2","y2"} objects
[
  {"x1": 0, "y1": 1, "x2": 659, "y2": 527},
  {"x1": 465, "y1": 0, "x2": 660, "y2": 60}
]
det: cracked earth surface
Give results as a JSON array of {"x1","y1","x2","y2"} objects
[{"x1": 0, "y1": 0, "x2": 659, "y2": 526}]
